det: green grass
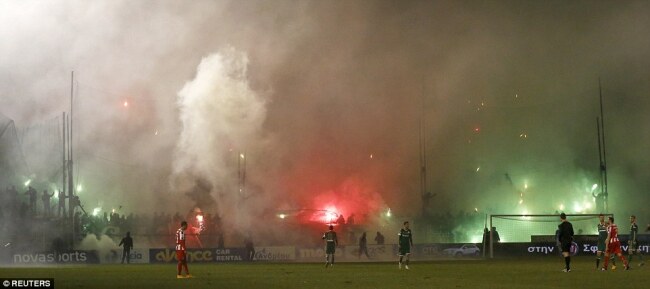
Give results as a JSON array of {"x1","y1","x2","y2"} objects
[{"x1": 0, "y1": 257, "x2": 647, "y2": 289}]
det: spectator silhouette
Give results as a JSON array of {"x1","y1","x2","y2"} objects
[
  {"x1": 119, "y1": 232, "x2": 134, "y2": 264},
  {"x1": 347, "y1": 214, "x2": 356, "y2": 225},
  {"x1": 336, "y1": 214, "x2": 345, "y2": 225},
  {"x1": 244, "y1": 235, "x2": 255, "y2": 261},
  {"x1": 374, "y1": 232, "x2": 385, "y2": 245},
  {"x1": 491, "y1": 227, "x2": 500, "y2": 243},
  {"x1": 25, "y1": 186, "x2": 37, "y2": 215},
  {"x1": 358, "y1": 232, "x2": 370, "y2": 259},
  {"x1": 41, "y1": 190, "x2": 54, "y2": 217},
  {"x1": 57, "y1": 190, "x2": 67, "y2": 217}
]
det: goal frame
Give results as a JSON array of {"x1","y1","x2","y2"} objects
[{"x1": 488, "y1": 213, "x2": 613, "y2": 258}]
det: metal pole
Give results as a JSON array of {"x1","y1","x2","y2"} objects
[
  {"x1": 418, "y1": 79, "x2": 429, "y2": 217},
  {"x1": 482, "y1": 214, "x2": 487, "y2": 258},
  {"x1": 596, "y1": 117, "x2": 604, "y2": 212},
  {"x1": 68, "y1": 72, "x2": 75, "y2": 247},
  {"x1": 489, "y1": 215, "x2": 493, "y2": 259},
  {"x1": 421, "y1": 86, "x2": 427, "y2": 199},
  {"x1": 598, "y1": 79, "x2": 608, "y2": 212},
  {"x1": 62, "y1": 112, "x2": 66, "y2": 215}
]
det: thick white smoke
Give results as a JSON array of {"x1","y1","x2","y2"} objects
[
  {"x1": 3, "y1": 0, "x2": 650, "y2": 239},
  {"x1": 172, "y1": 47, "x2": 268, "y2": 233},
  {"x1": 77, "y1": 234, "x2": 120, "y2": 263}
]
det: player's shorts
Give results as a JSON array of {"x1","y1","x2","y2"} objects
[
  {"x1": 176, "y1": 250, "x2": 186, "y2": 262},
  {"x1": 560, "y1": 241, "x2": 571, "y2": 253},
  {"x1": 606, "y1": 242, "x2": 622, "y2": 255},
  {"x1": 326, "y1": 242, "x2": 336, "y2": 254},
  {"x1": 399, "y1": 245, "x2": 411, "y2": 256},
  {"x1": 597, "y1": 240, "x2": 606, "y2": 252}
]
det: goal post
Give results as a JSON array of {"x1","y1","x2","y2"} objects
[{"x1": 488, "y1": 213, "x2": 613, "y2": 258}]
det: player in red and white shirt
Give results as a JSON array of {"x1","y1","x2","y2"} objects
[
  {"x1": 602, "y1": 216, "x2": 629, "y2": 271},
  {"x1": 176, "y1": 221, "x2": 192, "y2": 278}
]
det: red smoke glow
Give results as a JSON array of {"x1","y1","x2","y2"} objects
[
  {"x1": 307, "y1": 205, "x2": 340, "y2": 224},
  {"x1": 299, "y1": 178, "x2": 385, "y2": 225}
]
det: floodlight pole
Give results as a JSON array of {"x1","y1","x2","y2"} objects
[
  {"x1": 62, "y1": 112, "x2": 66, "y2": 213},
  {"x1": 419, "y1": 82, "x2": 429, "y2": 217},
  {"x1": 596, "y1": 79, "x2": 608, "y2": 213},
  {"x1": 67, "y1": 71, "x2": 75, "y2": 248},
  {"x1": 68, "y1": 71, "x2": 74, "y2": 221},
  {"x1": 598, "y1": 78, "x2": 609, "y2": 212}
]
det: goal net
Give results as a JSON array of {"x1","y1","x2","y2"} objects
[{"x1": 488, "y1": 214, "x2": 612, "y2": 258}]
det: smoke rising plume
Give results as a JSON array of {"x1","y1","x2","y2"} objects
[
  {"x1": 1, "y1": 0, "x2": 650, "y2": 245},
  {"x1": 172, "y1": 48, "x2": 269, "y2": 232}
]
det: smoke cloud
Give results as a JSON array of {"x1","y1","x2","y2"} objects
[
  {"x1": 172, "y1": 47, "x2": 269, "y2": 231},
  {"x1": 1, "y1": 0, "x2": 650, "y2": 245}
]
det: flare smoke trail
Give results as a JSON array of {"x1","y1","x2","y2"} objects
[{"x1": 172, "y1": 47, "x2": 268, "y2": 232}]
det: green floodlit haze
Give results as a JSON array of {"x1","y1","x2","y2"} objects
[{"x1": 1, "y1": 0, "x2": 649, "y2": 228}]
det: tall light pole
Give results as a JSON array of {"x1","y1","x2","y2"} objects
[
  {"x1": 595, "y1": 78, "x2": 608, "y2": 213},
  {"x1": 68, "y1": 71, "x2": 74, "y2": 221}
]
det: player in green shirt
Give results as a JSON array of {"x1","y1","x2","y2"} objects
[
  {"x1": 596, "y1": 214, "x2": 607, "y2": 269},
  {"x1": 628, "y1": 215, "x2": 644, "y2": 267},
  {"x1": 595, "y1": 214, "x2": 616, "y2": 269},
  {"x1": 596, "y1": 214, "x2": 616, "y2": 270},
  {"x1": 398, "y1": 221, "x2": 413, "y2": 270},
  {"x1": 322, "y1": 225, "x2": 338, "y2": 268}
]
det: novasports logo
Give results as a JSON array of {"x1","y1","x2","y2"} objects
[
  {"x1": 13, "y1": 252, "x2": 88, "y2": 263},
  {"x1": 254, "y1": 248, "x2": 293, "y2": 261}
]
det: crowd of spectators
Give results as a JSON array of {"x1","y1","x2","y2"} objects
[
  {"x1": 0, "y1": 184, "x2": 229, "y2": 253},
  {"x1": 2, "y1": 184, "x2": 499, "y2": 256}
]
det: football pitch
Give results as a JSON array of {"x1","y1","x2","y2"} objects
[{"x1": 1, "y1": 257, "x2": 647, "y2": 289}]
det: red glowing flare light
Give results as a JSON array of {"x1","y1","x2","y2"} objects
[{"x1": 306, "y1": 206, "x2": 341, "y2": 225}]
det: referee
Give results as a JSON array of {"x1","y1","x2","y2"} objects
[{"x1": 558, "y1": 213, "x2": 574, "y2": 272}]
